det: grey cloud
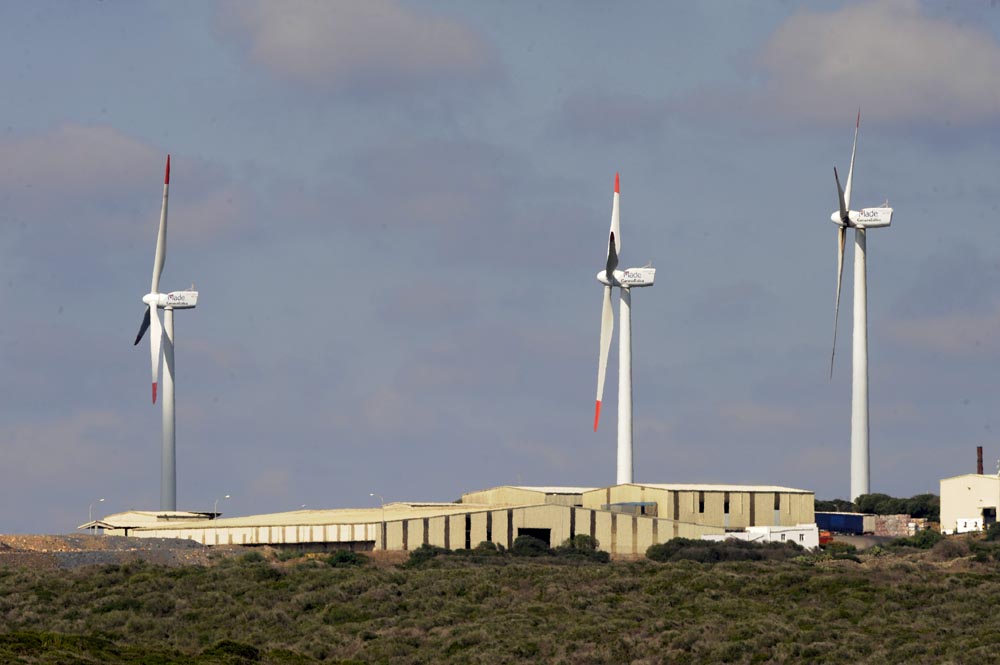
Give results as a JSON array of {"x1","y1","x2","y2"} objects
[
  {"x1": 756, "y1": 0, "x2": 1000, "y2": 126},
  {"x1": 217, "y1": 0, "x2": 502, "y2": 97},
  {"x1": 551, "y1": 92, "x2": 674, "y2": 143}
]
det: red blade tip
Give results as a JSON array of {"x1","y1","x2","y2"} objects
[
  {"x1": 164, "y1": 155, "x2": 171, "y2": 185},
  {"x1": 614, "y1": 173, "x2": 619, "y2": 194},
  {"x1": 593, "y1": 400, "x2": 602, "y2": 431},
  {"x1": 152, "y1": 382, "x2": 158, "y2": 404}
]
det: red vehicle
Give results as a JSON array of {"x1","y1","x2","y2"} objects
[{"x1": 819, "y1": 530, "x2": 834, "y2": 545}]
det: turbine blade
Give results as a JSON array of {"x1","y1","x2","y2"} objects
[
  {"x1": 149, "y1": 305, "x2": 163, "y2": 403},
  {"x1": 606, "y1": 173, "x2": 620, "y2": 279},
  {"x1": 844, "y1": 110, "x2": 859, "y2": 211},
  {"x1": 830, "y1": 226, "x2": 846, "y2": 379},
  {"x1": 594, "y1": 285, "x2": 614, "y2": 431},
  {"x1": 134, "y1": 307, "x2": 151, "y2": 346},
  {"x1": 834, "y1": 167, "x2": 848, "y2": 224},
  {"x1": 606, "y1": 232, "x2": 618, "y2": 282},
  {"x1": 150, "y1": 154, "x2": 170, "y2": 294}
]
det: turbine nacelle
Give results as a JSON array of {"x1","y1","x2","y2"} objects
[
  {"x1": 829, "y1": 207, "x2": 893, "y2": 229},
  {"x1": 141, "y1": 290, "x2": 199, "y2": 310},
  {"x1": 596, "y1": 267, "x2": 656, "y2": 287}
]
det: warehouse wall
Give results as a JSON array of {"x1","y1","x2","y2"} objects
[
  {"x1": 581, "y1": 485, "x2": 814, "y2": 530},
  {"x1": 460, "y1": 487, "x2": 585, "y2": 507}
]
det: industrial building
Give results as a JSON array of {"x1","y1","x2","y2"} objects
[
  {"x1": 940, "y1": 473, "x2": 1000, "y2": 534},
  {"x1": 83, "y1": 482, "x2": 815, "y2": 558}
]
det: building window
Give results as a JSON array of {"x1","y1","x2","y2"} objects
[
  {"x1": 698, "y1": 491, "x2": 705, "y2": 514},
  {"x1": 799, "y1": 534, "x2": 804, "y2": 542},
  {"x1": 724, "y1": 492, "x2": 730, "y2": 514},
  {"x1": 780, "y1": 533, "x2": 786, "y2": 541}
]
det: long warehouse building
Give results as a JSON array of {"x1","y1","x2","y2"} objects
[{"x1": 84, "y1": 483, "x2": 815, "y2": 558}]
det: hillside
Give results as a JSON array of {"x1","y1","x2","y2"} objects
[{"x1": 2, "y1": 535, "x2": 1000, "y2": 663}]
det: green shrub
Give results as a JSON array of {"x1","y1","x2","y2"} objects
[
  {"x1": 404, "y1": 544, "x2": 450, "y2": 567},
  {"x1": 851, "y1": 493, "x2": 940, "y2": 521},
  {"x1": 275, "y1": 549, "x2": 305, "y2": 562},
  {"x1": 891, "y1": 529, "x2": 944, "y2": 549},
  {"x1": 560, "y1": 534, "x2": 600, "y2": 551},
  {"x1": 203, "y1": 639, "x2": 261, "y2": 661},
  {"x1": 815, "y1": 498, "x2": 856, "y2": 512},
  {"x1": 647, "y1": 538, "x2": 802, "y2": 563},
  {"x1": 822, "y1": 541, "x2": 857, "y2": 555},
  {"x1": 326, "y1": 550, "x2": 367, "y2": 568},
  {"x1": 986, "y1": 523, "x2": 1000, "y2": 542},
  {"x1": 929, "y1": 538, "x2": 970, "y2": 561},
  {"x1": 510, "y1": 535, "x2": 551, "y2": 557},
  {"x1": 554, "y1": 535, "x2": 609, "y2": 562}
]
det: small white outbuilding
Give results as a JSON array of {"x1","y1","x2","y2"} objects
[
  {"x1": 701, "y1": 524, "x2": 819, "y2": 550},
  {"x1": 940, "y1": 473, "x2": 1000, "y2": 535}
]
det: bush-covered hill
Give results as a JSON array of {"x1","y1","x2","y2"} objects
[{"x1": 3, "y1": 541, "x2": 1000, "y2": 664}]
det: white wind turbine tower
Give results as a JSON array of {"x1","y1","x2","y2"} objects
[
  {"x1": 133, "y1": 155, "x2": 199, "y2": 511},
  {"x1": 594, "y1": 173, "x2": 655, "y2": 485},
  {"x1": 828, "y1": 113, "x2": 893, "y2": 501}
]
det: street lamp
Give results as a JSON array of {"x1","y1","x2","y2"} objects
[
  {"x1": 88, "y1": 498, "x2": 105, "y2": 533},
  {"x1": 370, "y1": 493, "x2": 385, "y2": 550},
  {"x1": 213, "y1": 494, "x2": 231, "y2": 518}
]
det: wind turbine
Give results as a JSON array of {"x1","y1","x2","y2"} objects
[
  {"x1": 594, "y1": 173, "x2": 655, "y2": 485},
  {"x1": 133, "y1": 155, "x2": 199, "y2": 511},
  {"x1": 828, "y1": 112, "x2": 893, "y2": 501}
]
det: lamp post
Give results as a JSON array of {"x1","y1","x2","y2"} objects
[
  {"x1": 370, "y1": 493, "x2": 385, "y2": 550},
  {"x1": 88, "y1": 498, "x2": 105, "y2": 533},
  {"x1": 213, "y1": 494, "x2": 230, "y2": 518}
]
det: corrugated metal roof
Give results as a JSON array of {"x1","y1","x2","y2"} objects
[
  {"x1": 508, "y1": 486, "x2": 597, "y2": 494},
  {"x1": 125, "y1": 502, "x2": 508, "y2": 531},
  {"x1": 610, "y1": 483, "x2": 813, "y2": 493},
  {"x1": 84, "y1": 511, "x2": 216, "y2": 530}
]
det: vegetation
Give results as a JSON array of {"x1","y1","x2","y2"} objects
[
  {"x1": 815, "y1": 493, "x2": 940, "y2": 521},
  {"x1": 986, "y1": 522, "x2": 1000, "y2": 542},
  {"x1": 646, "y1": 537, "x2": 803, "y2": 563},
  {"x1": 3, "y1": 538, "x2": 1000, "y2": 663},
  {"x1": 890, "y1": 529, "x2": 945, "y2": 550}
]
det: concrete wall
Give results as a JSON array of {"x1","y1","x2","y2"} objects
[{"x1": 941, "y1": 474, "x2": 1000, "y2": 534}]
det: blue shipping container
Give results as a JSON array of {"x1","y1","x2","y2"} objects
[{"x1": 815, "y1": 512, "x2": 865, "y2": 534}]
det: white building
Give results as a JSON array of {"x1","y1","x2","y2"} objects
[
  {"x1": 940, "y1": 473, "x2": 1000, "y2": 535},
  {"x1": 701, "y1": 524, "x2": 819, "y2": 549}
]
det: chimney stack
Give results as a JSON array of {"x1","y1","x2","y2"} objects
[{"x1": 978, "y1": 446, "x2": 984, "y2": 475}]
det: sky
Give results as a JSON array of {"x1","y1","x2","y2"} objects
[{"x1": 3, "y1": 0, "x2": 1000, "y2": 533}]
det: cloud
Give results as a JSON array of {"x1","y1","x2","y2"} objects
[
  {"x1": 756, "y1": 0, "x2": 1000, "y2": 125},
  {"x1": 218, "y1": 0, "x2": 501, "y2": 95},
  {"x1": 0, "y1": 410, "x2": 138, "y2": 486},
  {"x1": 251, "y1": 469, "x2": 293, "y2": 499},
  {"x1": 0, "y1": 124, "x2": 255, "y2": 252},
  {"x1": 552, "y1": 92, "x2": 674, "y2": 142},
  {"x1": 717, "y1": 401, "x2": 812, "y2": 432},
  {"x1": 0, "y1": 124, "x2": 158, "y2": 202},
  {"x1": 883, "y1": 307, "x2": 1000, "y2": 356},
  {"x1": 340, "y1": 138, "x2": 518, "y2": 231}
]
